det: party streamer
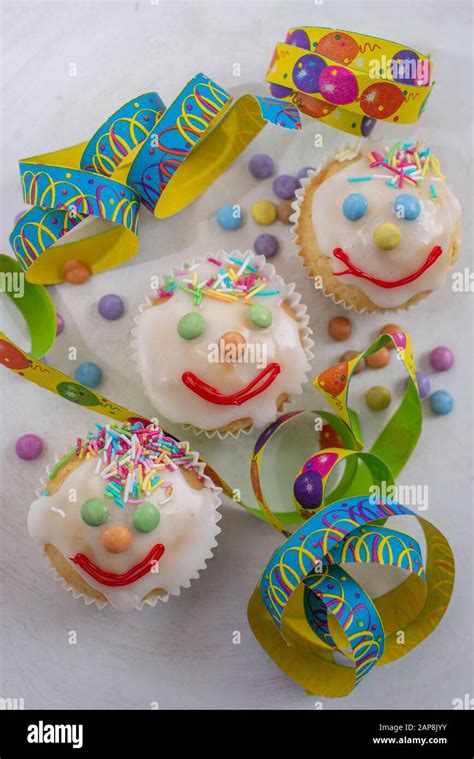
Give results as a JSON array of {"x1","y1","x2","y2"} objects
[
  {"x1": 266, "y1": 27, "x2": 433, "y2": 135},
  {"x1": 9, "y1": 74, "x2": 300, "y2": 285}
]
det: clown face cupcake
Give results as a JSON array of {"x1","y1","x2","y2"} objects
[
  {"x1": 28, "y1": 422, "x2": 221, "y2": 610},
  {"x1": 133, "y1": 251, "x2": 313, "y2": 436},
  {"x1": 293, "y1": 142, "x2": 461, "y2": 312}
]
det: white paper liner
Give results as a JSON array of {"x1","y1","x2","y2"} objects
[
  {"x1": 33, "y1": 436, "x2": 222, "y2": 611},
  {"x1": 131, "y1": 250, "x2": 314, "y2": 439},
  {"x1": 290, "y1": 143, "x2": 377, "y2": 314},
  {"x1": 289, "y1": 142, "x2": 458, "y2": 314}
]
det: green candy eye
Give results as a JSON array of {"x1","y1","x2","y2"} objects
[
  {"x1": 81, "y1": 498, "x2": 109, "y2": 526},
  {"x1": 177, "y1": 312, "x2": 205, "y2": 340},
  {"x1": 248, "y1": 303, "x2": 272, "y2": 328},
  {"x1": 132, "y1": 502, "x2": 160, "y2": 533}
]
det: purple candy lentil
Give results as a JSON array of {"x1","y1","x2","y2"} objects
[
  {"x1": 15, "y1": 434, "x2": 43, "y2": 460},
  {"x1": 272, "y1": 174, "x2": 299, "y2": 199},
  {"x1": 248, "y1": 153, "x2": 275, "y2": 179},
  {"x1": 98, "y1": 293, "x2": 124, "y2": 320},
  {"x1": 405, "y1": 370, "x2": 430, "y2": 398},
  {"x1": 56, "y1": 312, "x2": 65, "y2": 336},
  {"x1": 296, "y1": 166, "x2": 315, "y2": 182},
  {"x1": 254, "y1": 234, "x2": 279, "y2": 258},
  {"x1": 293, "y1": 470, "x2": 322, "y2": 510},
  {"x1": 429, "y1": 346, "x2": 454, "y2": 371}
]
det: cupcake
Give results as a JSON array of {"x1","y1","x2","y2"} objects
[
  {"x1": 293, "y1": 142, "x2": 462, "y2": 312},
  {"x1": 133, "y1": 251, "x2": 313, "y2": 436},
  {"x1": 28, "y1": 422, "x2": 221, "y2": 610}
]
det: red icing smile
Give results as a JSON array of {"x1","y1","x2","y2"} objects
[
  {"x1": 332, "y1": 246, "x2": 443, "y2": 289},
  {"x1": 182, "y1": 362, "x2": 281, "y2": 406},
  {"x1": 70, "y1": 543, "x2": 165, "y2": 587}
]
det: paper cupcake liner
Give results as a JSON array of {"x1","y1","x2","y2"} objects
[
  {"x1": 290, "y1": 143, "x2": 461, "y2": 314},
  {"x1": 34, "y1": 438, "x2": 223, "y2": 611},
  {"x1": 291, "y1": 143, "x2": 376, "y2": 314},
  {"x1": 131, "y1": 250, "x2": 314, "y2": 440}
]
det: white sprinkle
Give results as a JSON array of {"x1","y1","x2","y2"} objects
[{"x1": 50, "y1": 506, "x2": 66, "y2": 518}]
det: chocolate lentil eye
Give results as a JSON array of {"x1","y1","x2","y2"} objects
[
  {"x1": 132, "y1": 502, "x2": 160, "y2": 533},
  {"x1": 81, "y1": 498, "x2": 109, "y2": 526},
  {"x1": 248, "y1": 303, "x2": 272, "y2": 328},
  {"x1": 177, "y1": 312, "x2": 205, "y2": 340},
  {"x1": 342, "y1": 193, "x2": 368, "y2": 221},
  {"x1": 394, "y1": 194, "x2": 421, "y2": 220}
]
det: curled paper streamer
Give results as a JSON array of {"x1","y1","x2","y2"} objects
[
  {"x1": 248, "y1": 497, "x2": 453, "y2": 697},
  {"x1": 266, "y1": 27, "x2": 433, "y2": 135},
  {"x1": 0, "y1": 270, "x2": 454, "y2": 696},
  {"x1": 10, "y1": 74, "x2": 300, "y2": 284},
  {"x1": 247, "y1": 331, "x2": 454, "y2": 695}
]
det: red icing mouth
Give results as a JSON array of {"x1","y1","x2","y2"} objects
[
  {"x1": 182, "y1": 362, "x2": 281, "y2": 406},
  {"x1": 70, "y1": 543, "x2": 165, "y2": 587},
  {"x1": 332, "y1": 246, "x2": 443, "y2": 289}
]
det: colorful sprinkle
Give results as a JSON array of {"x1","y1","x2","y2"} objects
[{"x1": 75, "y1": 422, "x2": 191, "y2": 507}]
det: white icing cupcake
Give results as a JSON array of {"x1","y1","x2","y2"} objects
[
  {"x1": 293, "y1": 142, "x2": 462, "y2": 312},
  {"x1": 28, "y1": 422, "x2": 221, "y2": 611},
  {"x1": 132, "y1": 251, "x2": 313, "y2": 436}
]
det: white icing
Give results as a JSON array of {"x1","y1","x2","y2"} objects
[
  {"x1": 311, "y1": 156, "x2": 461, "y2": 308},
  {"x1": 133, "y1": 254, "x2": 312, "y2": 430},
  {"x1": 28, "y1": 457, "x2": 221, "y2": 611}
]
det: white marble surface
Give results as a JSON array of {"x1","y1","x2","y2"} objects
[{"x1": 0, "y1": 0, "x2": 472, "y2": 710}]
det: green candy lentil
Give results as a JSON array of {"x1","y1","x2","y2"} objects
[
  {"x1": 365, "y1": 385, "x2": 391, "y2": 411},
  {"x1": 177, "y1": 312, "x2": 205, "y2": 340},
  {"x1": 81, "y1": 498, "x2": 109, "y2": 526},
  {"x1": 132, "y1": 502, "x2": 160, "y2": 533},
  {"x1": 248, "y1": 303, "x2": 272, "y2": 328}
]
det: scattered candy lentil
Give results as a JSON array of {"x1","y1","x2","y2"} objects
[
  {"x1": 429, "y1": 345, "x2": 454, "y2": 371},
  {"x1": 75, "y1": 361, "x2": 103, "y2": 388},
  {"x1": 63, "y1": 259, "x2": 91, "y2": 284},
  {"x1": 340, "y1": 350, "x2": 365, "y2": 374},
  {"x1": 366, "y1": 347, "x2": 391, "y2": 369},
  {"x1": 272, "y1": 174, "x2": 299, "y2": 199},
  {"x1": 328, "y1": 316, "x2": 352, "y2": 341},
  {"x1": 295, "y1": 166, "x2": 315, "y2": 182},
  {"x1": 98, "y1": 293, "x2": 124, "y2": 320},
  {"x1": 249, "y1": 153, "x2": 275, "y2": 179},
  {"x1": 277, "y1": 199, "x2": 294, "y2": 224},
  {"x1": 429, "y1": 390, "x2": 453, "y2": 415},
  {"x1": 254, "y1": 233, "x2": 279, "y2": 258},
  {"x1": 379, "y1": 323, "x2": 403, "y2": 349},
  {"x1": 366, "y1": 385, "x2": 391, "y2": 411},
  {"x1": 15, "y1": 433, "x2": 43, "y2": 460},
  {"x1": 251, "y1": 200, "x2": 277, "y2": 225},
  {"x1": 216, "y1": 203, "x2": 243, "y2": 230},
  {"x1": 405, "y1": 370, "x2": 430, "y2": 398},
  {"x1": 56, "y1": 312, "x2": 65, "y2": 336}
]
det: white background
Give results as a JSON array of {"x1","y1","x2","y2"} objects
[{"x1": 0, "y1": 0, "x2": 472, "y2": 709}]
